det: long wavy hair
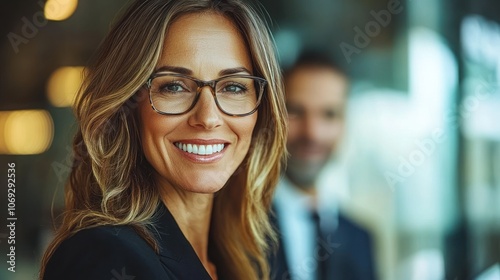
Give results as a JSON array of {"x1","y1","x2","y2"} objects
[{"x1": 39, "y1": 0, "x2": 287, "y2": 279}]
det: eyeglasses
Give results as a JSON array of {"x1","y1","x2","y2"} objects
[{"x1": 146, "y1": 73, "x2": 267, "y2": 116}]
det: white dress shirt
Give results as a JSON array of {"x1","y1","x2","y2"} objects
[{"x1": 274, "y1": 176, "x2": 339, "y2": 280}]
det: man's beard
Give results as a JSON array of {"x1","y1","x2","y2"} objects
[{"x1": 285, "y1": 154, "x2": 331, "y2": 189}]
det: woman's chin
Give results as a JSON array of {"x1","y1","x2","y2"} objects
[
  {"x1": 187, "y1": 186, "x2": 223, "y2": 194},
  {"x1": 178, "y1": 180, "x2": 227, "y2": 194}
]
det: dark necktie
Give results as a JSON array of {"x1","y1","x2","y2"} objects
[{"x1": 311, "y1": 210, "x2": 328, "y2": 280}]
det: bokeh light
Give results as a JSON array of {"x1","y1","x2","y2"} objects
[
  {"x1": 0, "y1": 110, "x2": 54, "y2": 155},
  {"x1": 46, "y1": 66, "x2": 84, "y2": 107},
  {"x1": 44, "y1": 0, "x2": 78, "y2": 21}
]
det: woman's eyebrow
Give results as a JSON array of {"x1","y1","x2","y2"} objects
[
  {"x1": 219, "y1": 67, "x2": 251, "y2": 76},
  {"x1": 154, "y1": 66, "x2": 252, "y2": 76},
  {"x1": 154, "y1": 65, "x2": 193, "y2": 75}
]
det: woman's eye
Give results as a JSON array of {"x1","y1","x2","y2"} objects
[
  {"x1": 161, "y1": 83, "x2": 186, "y2": 93},
  {"x1": 222, "y1": 84, "x2": 246, "y2": 93}
]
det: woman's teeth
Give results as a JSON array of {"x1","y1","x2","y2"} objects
[{"x1": 175, "y1": 143, "x2": 225, "y2": 155}]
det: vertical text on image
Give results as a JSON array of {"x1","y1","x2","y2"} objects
[{"x1": 7, "y1": 162, "x2": 17, "y2": 273}]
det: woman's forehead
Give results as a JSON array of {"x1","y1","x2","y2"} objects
[{"x1": 157, "y1": 12, "x2": 253, "y2": 78}]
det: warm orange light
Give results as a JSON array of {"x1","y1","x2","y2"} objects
[
  {"x1": 44, "y1": 0, "x2": 78, "y2": 21},
  {"x1": 47, "y1": 66, "x2": 84, "y2": 107},
  {"x1": 0, "y1": 110, "x2": 54, "y2": 155}
]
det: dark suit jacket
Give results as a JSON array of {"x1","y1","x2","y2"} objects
[
  {"x1": 43, "y1": 203, "x2": 212, "y2": 280},
  {"x1": 270, "y1": 206, "x2": 377, "y2": 280}
]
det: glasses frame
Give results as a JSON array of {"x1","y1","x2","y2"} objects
[{"x1": 146, "y1": 72, "x2": 267, "y2": 117}]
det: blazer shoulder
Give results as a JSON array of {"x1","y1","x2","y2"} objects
[
  {"x1": 43, "y1": 225, "x2": 164, "y2": 280},
  {"x1": 61, "y1": 225, "x2": 153, "y2": 252}
]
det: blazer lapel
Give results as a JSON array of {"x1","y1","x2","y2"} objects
[{"x1": 153, "y1": 203, "x2": 212, "y2": 279}]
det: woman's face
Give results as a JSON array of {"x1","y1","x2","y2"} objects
[{"x1": 138, "y1": 12, "x2": 257, "y2": 193}]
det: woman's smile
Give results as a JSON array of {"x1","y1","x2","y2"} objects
[{"x1": 173, "y1": 139, "x2": 228, "y2": 163}]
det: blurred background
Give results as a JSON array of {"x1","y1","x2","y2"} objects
[{"x1": 0, "y1": 0, "x2": 499, "y2": 279}]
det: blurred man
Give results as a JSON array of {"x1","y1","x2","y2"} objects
[{"x1": 270, "y1": 51, "x2": 376, "y2": 280}]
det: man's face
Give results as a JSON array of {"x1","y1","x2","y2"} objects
[{"x1": 285, "y1": 66, "x2": 348, "y2": 188}]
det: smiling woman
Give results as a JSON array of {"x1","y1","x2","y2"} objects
[{"x1": 39, "y1": 0, "x2": 286, "y2": 279}]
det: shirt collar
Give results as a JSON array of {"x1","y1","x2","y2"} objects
[
  {"x1": 274, "y1": 175, "x2": 315, "y2": 216},
  {"x1": 274, "y1": 175, "x2": 339, "y2": 229}
]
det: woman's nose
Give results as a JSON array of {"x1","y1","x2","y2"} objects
[{"x1": 187, "y1": 86, "x2": 223, "y2": 129}]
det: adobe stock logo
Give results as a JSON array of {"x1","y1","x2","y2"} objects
[
  {"x1": 6, "y1": 0, "x2": 71, "y2": 54},
  {"x1": 7, "y1": 1, "x2": 48, "y2": 54},
  {"x1": 339, "y1": 0, "x2": 404, "y2": 63}
]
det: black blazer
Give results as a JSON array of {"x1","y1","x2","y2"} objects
[
  {"x1": 43, "y1": 203, "x2": 212, "y2": 280},
  {"x1": 270, "y1": 206, "x2": 377, "y2": 280}
]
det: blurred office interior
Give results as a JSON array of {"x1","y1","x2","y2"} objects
[{"x1": 0, "y1": 0, "x2": 499, "y2": 279}]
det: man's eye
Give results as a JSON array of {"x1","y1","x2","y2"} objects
[
  {"x1": 325, "y1": 110, "x2": 337, "y2": 119},
  {"x1": 324, "y1": 109, "x2": 343, "y2": 120},
  {"x1": 287, "y1": 108, "x2": 303, "y2": 118}
]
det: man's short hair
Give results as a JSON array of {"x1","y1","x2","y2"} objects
[{"x1": 284, "y1": 50, "x2": 348, "y2": 79}]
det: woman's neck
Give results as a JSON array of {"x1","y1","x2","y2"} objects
[{"x1": 158, "y1": 179, "x2": 217, "y2": 279}]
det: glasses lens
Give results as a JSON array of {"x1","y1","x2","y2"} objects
[
  {"x1": 149, "y1": 75, "x2": 198, "y2": 114},
  {"x1": 215, "y1": 77, "x2": 263, "y2": 115}
]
